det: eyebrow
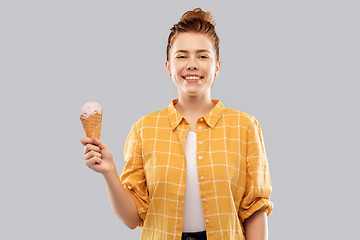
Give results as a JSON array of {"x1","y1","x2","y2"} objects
[{"x1": 175, "y1": 49, "x2": 211, "y2": 54}]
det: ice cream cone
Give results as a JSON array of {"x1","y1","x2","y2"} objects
[{"x1": 80, "y1": 112, "x2": 102, "y2": 139}]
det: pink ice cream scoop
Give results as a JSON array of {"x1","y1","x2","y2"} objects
[
  {"x1": 80, "y1": 101, "x2": 103, "y2": 139},
  {"x1": 81, "y1": 101, "x2": 103, "y2": 119}
]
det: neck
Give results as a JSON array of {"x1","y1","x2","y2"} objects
[{"x1": 175, "y1": 92, "x2": 215, "y2": 117}]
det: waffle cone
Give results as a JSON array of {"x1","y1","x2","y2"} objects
[{"x1": 80, "y1": 112, "x2": 102, "y2": 139}]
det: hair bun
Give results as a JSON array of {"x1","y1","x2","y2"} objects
[{"x1": 180, "y1": 7, "x2": 216, "y2": 26}]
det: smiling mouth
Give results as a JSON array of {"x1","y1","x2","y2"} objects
[
  {"x1": 182, "y1": 76, "x2": 203, "y2": 80},
  {"x1": 183, "y1": 77, "x2": 202, "y2": 83}
]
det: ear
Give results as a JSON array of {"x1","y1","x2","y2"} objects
[
  {"x1": 165, "y1": 61, "x2": 171, "y2": 77},
  {"x1": 214, "y1": 60, "x2": 221, "y2": 78}
]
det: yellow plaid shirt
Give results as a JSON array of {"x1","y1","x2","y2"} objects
[{"x1": 120, "y1": 99, "x2": 273, "y2": 239}]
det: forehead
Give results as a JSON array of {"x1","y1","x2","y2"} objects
[{"x1": 171, "y1": 32, "x2": 214, "y2": 54}]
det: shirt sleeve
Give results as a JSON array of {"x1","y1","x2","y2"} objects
[
  {"x1": 238, "y1": 117, "x2": 274, "y2": 223},
  {"x1": 120, "y1": 119, "x2": 149, "y2": 227}
]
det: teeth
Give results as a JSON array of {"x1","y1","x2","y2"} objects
[{"x1": 184, "y1": 76, "x2": 201, "y2": 80}]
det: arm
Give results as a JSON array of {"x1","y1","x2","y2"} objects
[
  {"x1": 103, "y1": 169, "x2": 142, "y2": 229},
  {"x1": 243, "y1": 211, "x2": 268, "y2": 240},
  {"x1": 239, "y1": 117, "x2": 273, "y2": 238},
  {"x1": 81, "y1": 137, "x2": 142, "y2": 229}
]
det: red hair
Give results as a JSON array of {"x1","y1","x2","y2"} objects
[{"x1": 166, "y1": 8, "x2": 220, "y2": 62}]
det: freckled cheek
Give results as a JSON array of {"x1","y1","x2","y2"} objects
[
  {"x1": 173, "y1": 74, "x2": 183, "y2": 83},
  {"x1": 173, "y1": 68, "x2": 184, "y2": 79}
]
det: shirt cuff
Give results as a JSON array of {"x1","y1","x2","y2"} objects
[{"x1": 239, "y1": 198, "x2": 274, "y2": 222}]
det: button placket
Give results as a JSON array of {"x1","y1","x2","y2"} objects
[{"x1": 196, "y1": 121, "x2": 209, "y2": 229}]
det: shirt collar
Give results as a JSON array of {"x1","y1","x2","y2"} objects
[{"x1": 167, "y1": 98, "x2": 225, "y2": 131}]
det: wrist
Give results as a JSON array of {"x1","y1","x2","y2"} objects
[{"x1": 102, "y1": 167, "x2": 118, "y2": 180}]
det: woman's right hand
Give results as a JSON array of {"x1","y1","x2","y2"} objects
[{"x1": 80, "y1": 137, "x2": 116, "y2": 175}]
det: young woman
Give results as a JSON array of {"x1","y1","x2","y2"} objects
[{"x1": 81, "y1": 8, "x2": 273, "y2": 240}]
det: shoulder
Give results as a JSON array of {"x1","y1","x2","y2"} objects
[
  {"x1": 130, "y1": 106, "x2": 168, "y2": 130},
  {"x1": 222, "y1": 107, "x2": 260, "y2": 128}
]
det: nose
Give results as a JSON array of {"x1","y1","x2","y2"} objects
[{"x1": 186, "y1": 58, "x2": 198, "y2": 70}]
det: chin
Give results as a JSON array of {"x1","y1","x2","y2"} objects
[{"x1": 184, "y1": 91, "x2": 202, "y2": 96}]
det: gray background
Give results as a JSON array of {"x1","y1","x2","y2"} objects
[{"x1": 1, "y1": 0, "x2": 359, "y2": 239}]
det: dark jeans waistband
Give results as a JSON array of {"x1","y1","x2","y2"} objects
[{"x1": 181, "y1": 230, "x2": 207, "y2": 240}]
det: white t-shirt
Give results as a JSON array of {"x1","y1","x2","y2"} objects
[{"x1": 182, "y1": 130, "x2": 206, "y2": 232}]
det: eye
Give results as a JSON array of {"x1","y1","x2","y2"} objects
[
  {"x1": 200, "y1": 55, "x2": 209, "y2": 59},
  {"x1": 176, "y1": 55, "x2": 186, "y2": 58}
]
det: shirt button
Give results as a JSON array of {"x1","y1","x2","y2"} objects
[
  {"x1": 198, "y1": 156, "x2": 202, "y2": 160},
  {"x1": 205, "y1": 219, "x2": 209, "y2": 224},
  {"x1": 198, "y1": 126, "x2": 202, "y2": 130},
  {"x1": 198, "y1": 141, "x2": 203, "y2": 145},
  {"x1": 200, "y1": 176, "x2": 204, "y2": 181},
  {"x1": 202, "y1": 197, "x2": 207, "y2": 202},
  {"x1": 200, "y1": 118, "x2": 204, "y2": 121}
]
